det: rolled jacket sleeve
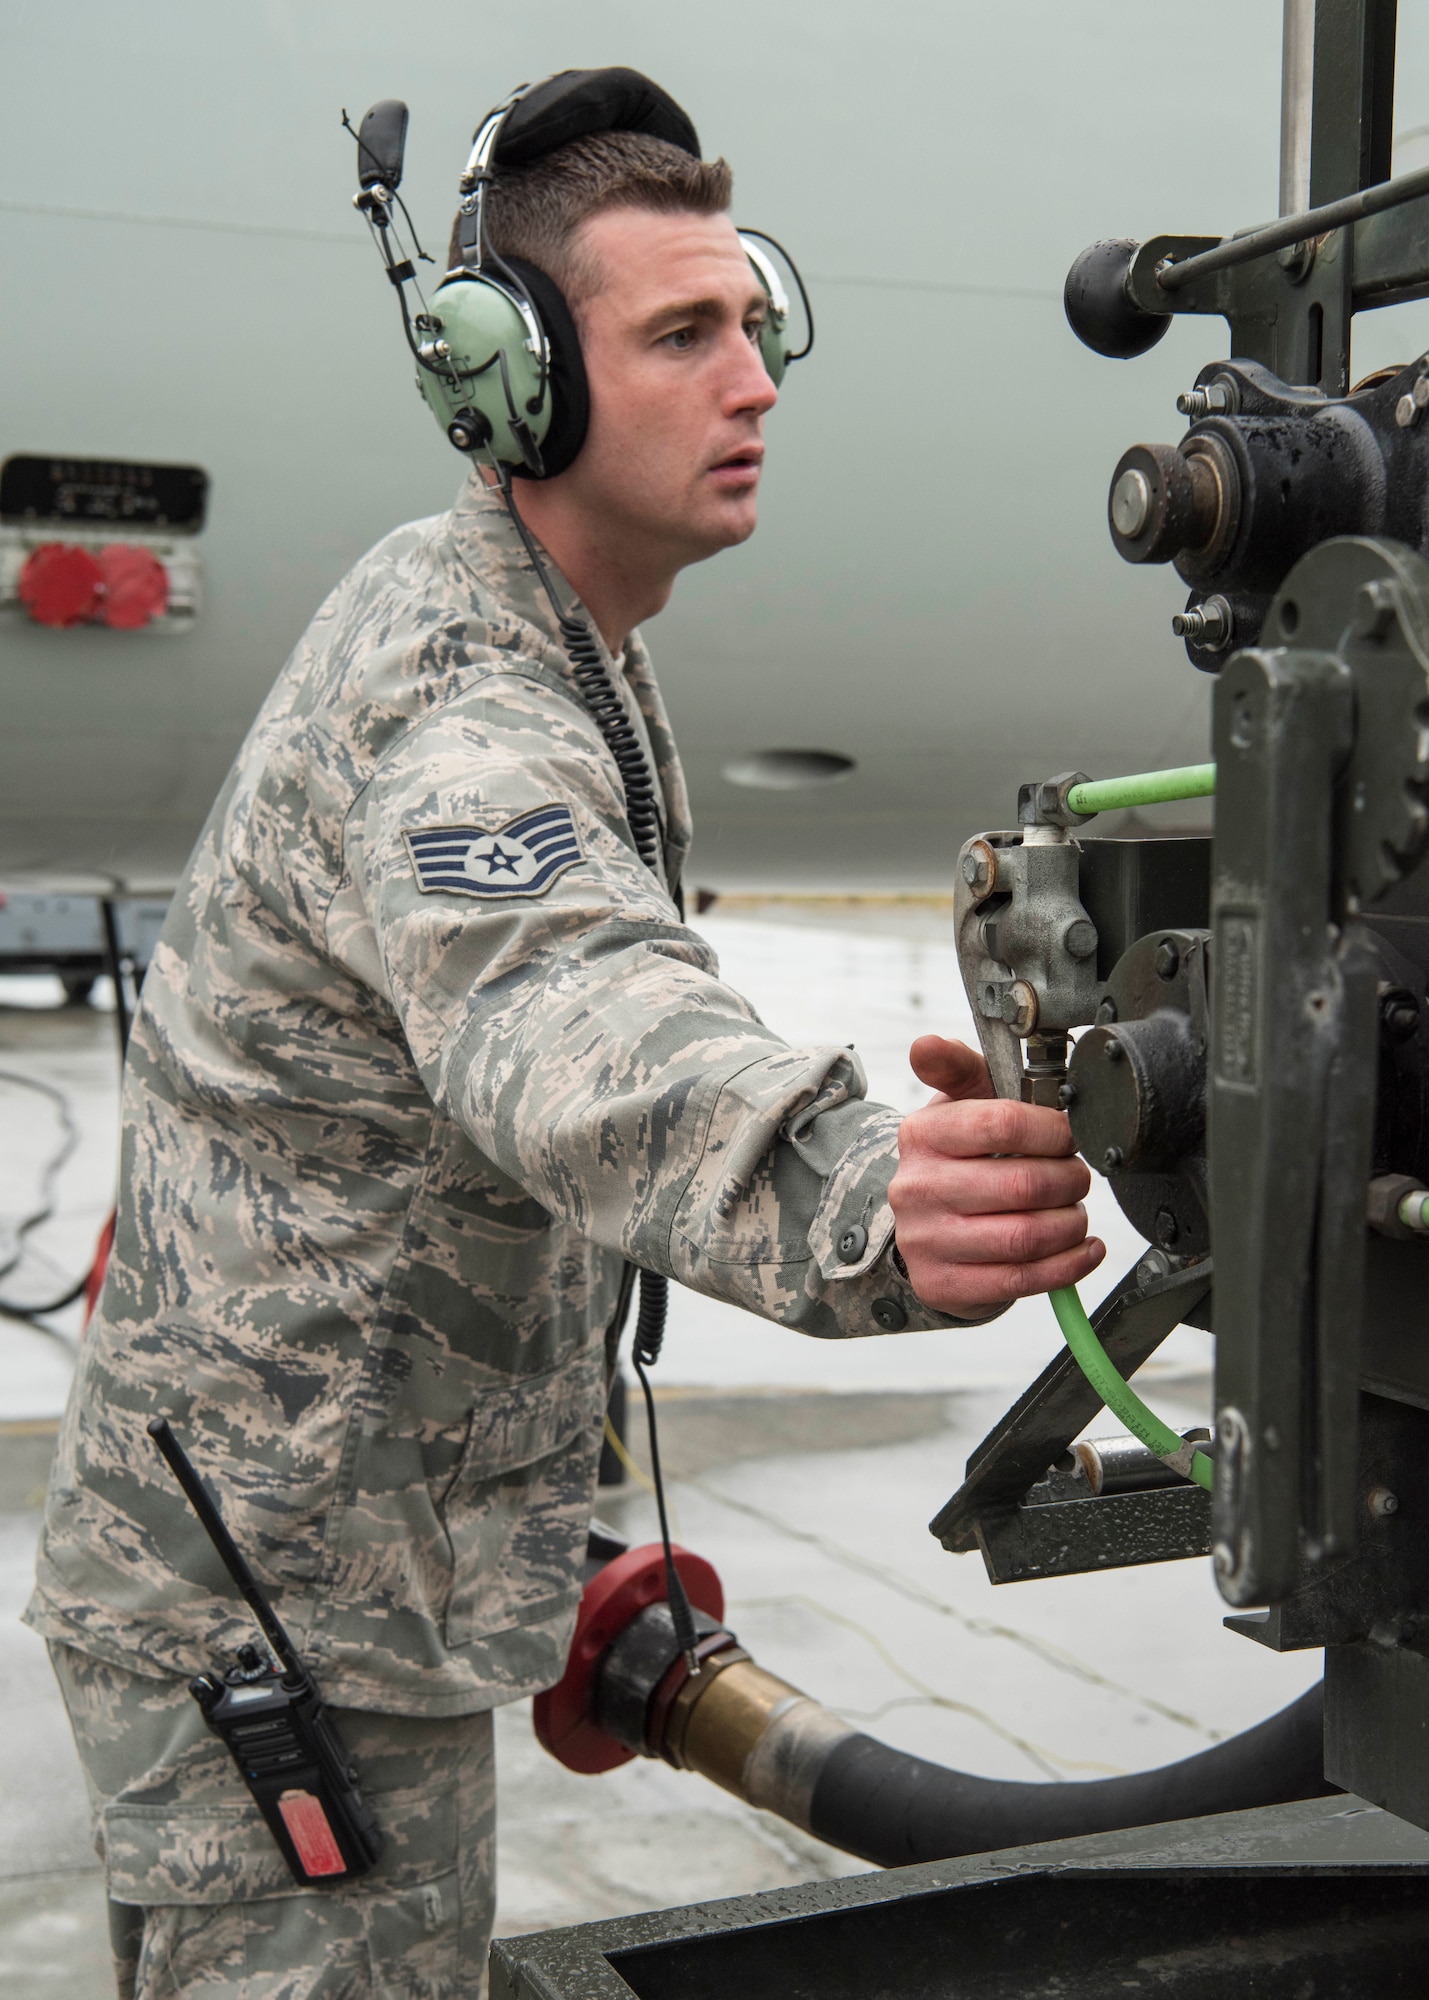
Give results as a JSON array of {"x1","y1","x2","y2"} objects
[{"x1": 330, "y1": 662, "x2": 956, "y2": 1339}]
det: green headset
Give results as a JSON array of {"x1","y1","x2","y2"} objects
[{"x1": 351, "y1": 68, "x2": 812, "y2": 476}]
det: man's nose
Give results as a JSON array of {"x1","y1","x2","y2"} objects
[{"x1": 725, "y1": 329, "x2": 779, "y2": 417}]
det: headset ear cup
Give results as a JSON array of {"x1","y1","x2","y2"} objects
[
  {"x1": 742, "y1": 240, "x2": 790, "y2": 387},
  {"x1": 499, "y1": 256, "x2": 590, "y2": 479}
]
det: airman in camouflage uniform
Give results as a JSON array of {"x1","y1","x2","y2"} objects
[
  {"x1": 25, "y1": 77, "x2": 1105, "y2": 1996},
  {"x1": 26, "y1": 475, "x2": 961, "y2": 1996}
]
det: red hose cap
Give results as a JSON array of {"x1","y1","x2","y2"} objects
[
  {"x1": 84, "y1": 1209, "x2": 116, "y2": 1329},
  {"x1": 99, "y1": 544, "x2": 169, "y2": 628},
  {"x1": 533, "y1": 1543, "x2": 724, "y2": 1774},
  {"x1": 17, "y1": 543, "x2": 105, "y2": 627}
]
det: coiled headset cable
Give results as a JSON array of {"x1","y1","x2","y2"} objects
[{"x1": 500, "y1": 472, "x2": 700, "y2": 1672}]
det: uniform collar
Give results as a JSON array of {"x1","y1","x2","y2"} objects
[{"x1": 449, "y1": 469, "x2": 576, "y2": 649}]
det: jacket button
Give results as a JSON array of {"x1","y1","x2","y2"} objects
[
  {"x1": 837, "y1": 1224, "x2": 868, "y2": 1263},
  {"x1": 872, "y1": 1296, "x2": 907, "y2": 1331}
]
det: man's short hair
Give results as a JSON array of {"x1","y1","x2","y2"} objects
[{"x1": 448, "y1": 131, "x2": 733, "y2": 310}]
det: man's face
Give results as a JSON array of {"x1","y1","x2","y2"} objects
[{"x1": 561, "y1": 205, "x2": 779, "y2": 569}]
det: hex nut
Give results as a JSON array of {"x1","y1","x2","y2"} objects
[
  {"x1": 1377, "y1": 984, "x2": 1419, "y2": 1045},
  {"x1": 961, "y1": 840, "x2": 998, "y2": 899},
  {"x1": 1154, "y1": 938, "x2": 1181, "y2": 980},
  {"x1": 1136, "y1": 1248, "x2": 1172, "y2": 1288},
  {"x1": 1006, "y1": 980, "x2": 1039, "y2": 1035}
]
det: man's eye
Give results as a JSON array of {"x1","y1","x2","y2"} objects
[
  {"x1": 744, "y1": 318, "x2": 766, "y2": 345},
  {"x1": 664, "y1": 326, "x2": 698, "y2": 351}
]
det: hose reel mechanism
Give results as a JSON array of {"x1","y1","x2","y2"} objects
[{"x1": 936, "y1": 0, "x2": 1429, "y2": 1844}]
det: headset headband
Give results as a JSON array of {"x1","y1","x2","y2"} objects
[{"x1": 455, "y1": 69, "x2": 702, "y2": 279}]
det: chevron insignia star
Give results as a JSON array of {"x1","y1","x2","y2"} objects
[{"x1": 403, "y1": 806, "x2": 583, "y2": 899}]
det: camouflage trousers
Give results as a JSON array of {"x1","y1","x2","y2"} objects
[{"x1": 49, "y1": 1644, "x2": 496, "y2": 2000}]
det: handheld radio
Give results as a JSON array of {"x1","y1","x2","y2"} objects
[{"x1": 147, "y1": 1417, "x2": 384, "y2": 1885}]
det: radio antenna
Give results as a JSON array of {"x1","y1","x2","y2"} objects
[{"x1": 147, "y1": 1417, "x2": 306, "y2": 1686}]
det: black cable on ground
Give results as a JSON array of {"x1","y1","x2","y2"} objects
[
  {"x1": 0, "y1": 1065, "x2": 94, "y2": 1322},
  {"x1": 806, "y1": 1681, "x2": 1332, "y2": 1868},
  {"x1": 0, "y1": 1268, "x2": 92, "y2": 1325}
]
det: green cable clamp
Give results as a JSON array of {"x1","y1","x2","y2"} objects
[
  {"x1": 1049, "y1": 1284, "x2": 1214, "y2": 1491},
  {"x1": 1065, "y1": 763, "x2": 1216, "y2": 818}
]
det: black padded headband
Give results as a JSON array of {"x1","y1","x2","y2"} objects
[{"x1": 488, "y1": 67, "x2": 701, "y2": 168}]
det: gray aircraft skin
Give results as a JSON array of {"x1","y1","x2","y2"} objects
[{"x1": 3, "y1": 1, "x2": 1429, "y2": 897}]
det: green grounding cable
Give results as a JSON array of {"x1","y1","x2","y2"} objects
[
  {"x1": 1065, "y1": 763, "x2": 1215, "y2": 818},
  {"x1": 1049, "y1": 1285, "x2": 1214, "y2": 1492},
  {"x1": 1040, "y1": 765, "x2": 1216, "y2": 1480}
]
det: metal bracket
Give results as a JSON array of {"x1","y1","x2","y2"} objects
[{"x1": 930, "y1": 1256, "x2": 1212, "y2": 1562}]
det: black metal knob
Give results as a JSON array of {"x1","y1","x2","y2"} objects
[{"x1": 1063, "y1": 239, "x2": 1171, "y2": 360}]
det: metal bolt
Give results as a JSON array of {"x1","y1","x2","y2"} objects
[
  {"x1": 1379, "y1": 987, "x2": 1419, "y2": 1043},
  {"x1": 1005, "y1": 980, "x2": 1038, "y2": 1035},
  {"x1": 1154, "y1": 938, "x2": 1181, "y2": 981},
  {"x1": 1056, "y1": 1080, "x2": 1077, "y2": 1110},
  {"x1": 1095, "y1": 996, "x2": 1117, "y2": 1025},
  {"x1": 1136, "y1": 1248, "x2": 1171, "y2": 1289},
  {"x1": 1368, "y1": 1487, "x2": 1400, "y2": 1519},
  {"x1": 1397, "y1": 392, "x2": 1421, "y2": 428},
  {"x1": 1110, "y1": 467, "x2": 1153, "y2": 538},
  {"x1": 1171, "y1": 594, "x2": 1234, "y2": 650},
  {"x1": 961, "y1": 841, "x2": 996, "y2": 897},
  {"x1": 1103, "y1": 1038, "x2": 1125, "y2": 1063},
  {"x1": 1063, "y1": 917, "x2": 1098, "y2": 960},
  {"x1": 1102, "y1": 1145, "x2": 1124, "y2": 1171},
  {"x1": 1356, "y1": 578, "x2": 1399, "y2": 642},
  {"x1": 1176, "y1": 381, "x2": 1235, "y2": 419}
]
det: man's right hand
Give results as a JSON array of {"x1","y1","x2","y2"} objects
[{"x1": 888, "y1": 1035, "x2": 1105, "y2": 1320}]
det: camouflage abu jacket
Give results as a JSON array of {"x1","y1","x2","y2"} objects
[{"x1": 27, "y1": 473, "x2": 954, "y2": 1717}]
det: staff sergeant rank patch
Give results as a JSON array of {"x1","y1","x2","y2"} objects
[{"x1": 404, "y1": 806, "x2": 583, "y2": 899}]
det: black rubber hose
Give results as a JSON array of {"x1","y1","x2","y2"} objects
[{"x1": 808, "y1": 1681, "x2": 1331, "y2": 1867}]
